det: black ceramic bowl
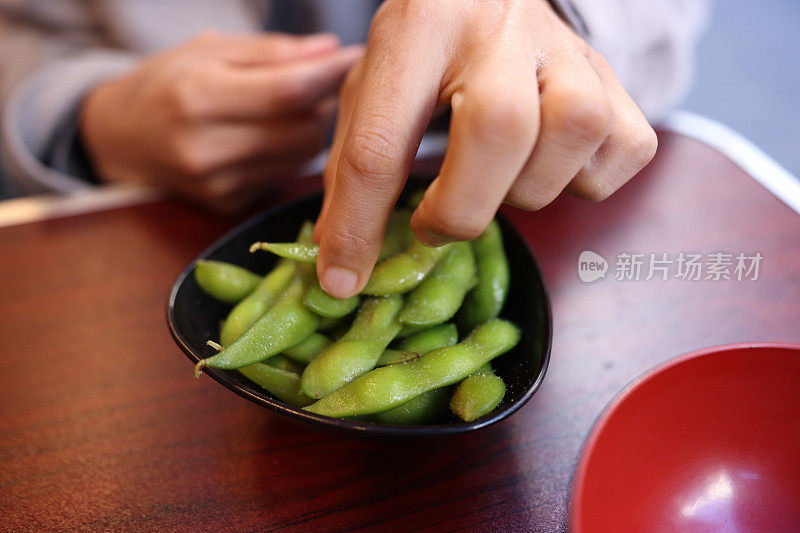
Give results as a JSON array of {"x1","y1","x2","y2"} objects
[{"x1": 167, "y1": 190, "x2": 551, "y2": 437}]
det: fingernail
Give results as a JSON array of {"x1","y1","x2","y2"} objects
[
  {"x1": 415, "y1": 228, "x2": 448, "y2": 248},
  {"x1": 321, "y1": 266, "x2": 359, "y2": 298}
]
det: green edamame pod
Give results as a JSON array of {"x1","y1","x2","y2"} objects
[
  {"x1": 219, "y1": 260, "x2": 294, "y2": 346},
  {"x1": 318, "y1": 315, "x2": 347, "y2": 332},
  {"x1": 219, "y1": 221, "x2": 315, "y2": 346},
  {"x1": 250, "y1": 242, "x2": 318, "y2": 263},
  {"x1": 363, "y1": 239, "x2": 452, "y2": 295},
  {"x1": 399, "y1": 243, "x2": 476, "y2": 326},
  {"x1": 253, "y1": 236, "x2": 447, "y2": 297},
  {"x1": 375, "y1": 349, "x2": 419, "y2": 366},
  {"x1": 396, "y1": 323, "x2": 458, "y2": 355},
  {"x1": 238, "y1": 364, "x2": 313, "y2": 408},
  {"x1": 264, "y1": 354, "x2": 305, "y2": 374},
  {"x1": 373, "y1": 321, "x2": 461, "y2": 424},
  {"x1": 283, "y1": 333, "x2": 331, "y2": 363},
  {"x1": 303, "y1": 282, "x2": 360, "y2": 318},
  {"x1": 374, "y1": 387, "x2": 450, "y2": 425},
  {"x1": 195, "y1": 266, "x2": 319, "y2": 375},
  {"x1": 304, "y1": 318, "x2": 520, "y2": 418},
  {"x1": 459, "y1": 220, "x2": 510, "y2": 331},
  {"x1": 300, "y1": 296, "x2": 403, "y2": 399},
  {"x1": 378, "y1": 209, "x2": 413, "y2": 261},
  {"x1": 397, "y1": 324, "x2": 426, "y2": 338},
  {"x1": 194, "y1": 260, "x2": 262, "y2": 304},
  {"x1": 449, "y1": 364, "x2": 506, "y2": 421}
]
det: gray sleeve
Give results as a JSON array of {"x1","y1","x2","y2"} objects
[
  {"x1": 0, "y1": 0, "x2": 262, "y2": 195},
  {"x1": 550, "y1": 0, "x2": 712, "y2": 121},
  {"x1": 1, "y1": 50, "x2": 137, "y2": 194}
]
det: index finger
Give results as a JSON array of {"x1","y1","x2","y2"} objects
[{"x1": 315, "y1": 36, "x2": 444, "y2": 299}]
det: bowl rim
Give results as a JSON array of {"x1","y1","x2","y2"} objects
[
  {"x1": 166, "y1": 190, "x2": 553, "y2": 437},
  {"x1": 568, "y1": 341, "x2": 800, "y2": 530}
]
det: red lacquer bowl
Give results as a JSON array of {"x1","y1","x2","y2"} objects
[{"x1": 570, "y1": 344, "x2": 800, "y2": 532}]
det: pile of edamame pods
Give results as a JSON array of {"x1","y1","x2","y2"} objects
[{"x1": 193, "y1": 194, "x2": 519, "y2": 424}]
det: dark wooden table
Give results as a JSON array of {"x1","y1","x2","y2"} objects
[{"x1": 1, "y1": 131, "x2": 798, "y2": 532}]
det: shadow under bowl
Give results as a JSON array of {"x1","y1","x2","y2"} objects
[{"x1": 167, "y1": 189, "x2": 551, "y2": 437}]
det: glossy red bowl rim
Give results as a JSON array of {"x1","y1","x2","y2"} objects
[{"x1": 568, "y1": 342, "x2": 800, "y2": 532}]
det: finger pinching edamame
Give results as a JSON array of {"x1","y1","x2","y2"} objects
[
  {"x1": 253, "y1": 235, "x2": 451, "y2": 298},
  {"x1": 191, "y1": 204, "x2": 524, "y2": 427},
  {"x1": 194, "y1": 260, "x2": 262, "y2": 304},
  {"x1": 363, "y1": 239, "x2": 452, "y2": 295},
  {"x1": 303, "y1": 282, "x2": 360, "y2": 318}
]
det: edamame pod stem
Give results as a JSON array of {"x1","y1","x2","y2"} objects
[
  {"x1": 399, "y1": 243, "x2": 477, "y2": 326},
  {"x1": 374, "y1": 322, "x2": 461, "y2": 424},
  {"x1": 194, "y1": 260, "x2": 262, "y2": 304},
  {"x1": 378, "y1": 209, "x2": 414, "y2": 261},
  {"x1": 300, "y1": 296, "x2": 404, "y2": 399},
  {"x1": 459, "y1": 220, "x2": 510, "y2": 331},
  {"x1": 252, "y1": 211, "x2": 413, "y2": 268},
  {"x1": 304, "y1": 319, "x2": 520, "y2": 418},
  {"x1": 195, "y1": 267, "x2": 319, "y2": 375},
  {"x1": 219, "y1": 260, "x2": 294, "y2": 346},
  {"x1": 303, "y1": 282, "x2": 360, "y2": 318},
  {"x1": 363, "y1": 239, "x2": 452, "y2": 296},
  {"x1": 219, "y1": 221, "x2": 315, "y2": 346},
  {"x1": 374, "y1": 387, "x2": 450, "y2": 425},
  {"x1": 250, "y1": 242, "x2": 318, "y2": 263},
  {"x1": 396, "y1": 323, "x2": 458, "y2": 355},
  {"x1": 449, "y1": 364, "x2": 506, "y2": 421},
  {"x1": 238, "y1": 364, "x2": 313, "y2": 408},
  {"x1": 283, "y1": 332, "x2": 332, "y2": 363}
]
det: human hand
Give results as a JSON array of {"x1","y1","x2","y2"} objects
[
  {"x1": 314, "y1": 0, "x2": 657, "y2": 298},
  {"x1": 81, "y1": 31, "x2": 363, "y2": 212}
]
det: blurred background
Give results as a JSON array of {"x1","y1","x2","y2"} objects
[
  {"x1": 0, "y1": 0, "x2": 797, "y2": 201},
  {"x1": 682, "y1": 0, "x2": 800, "y2": 179}
]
